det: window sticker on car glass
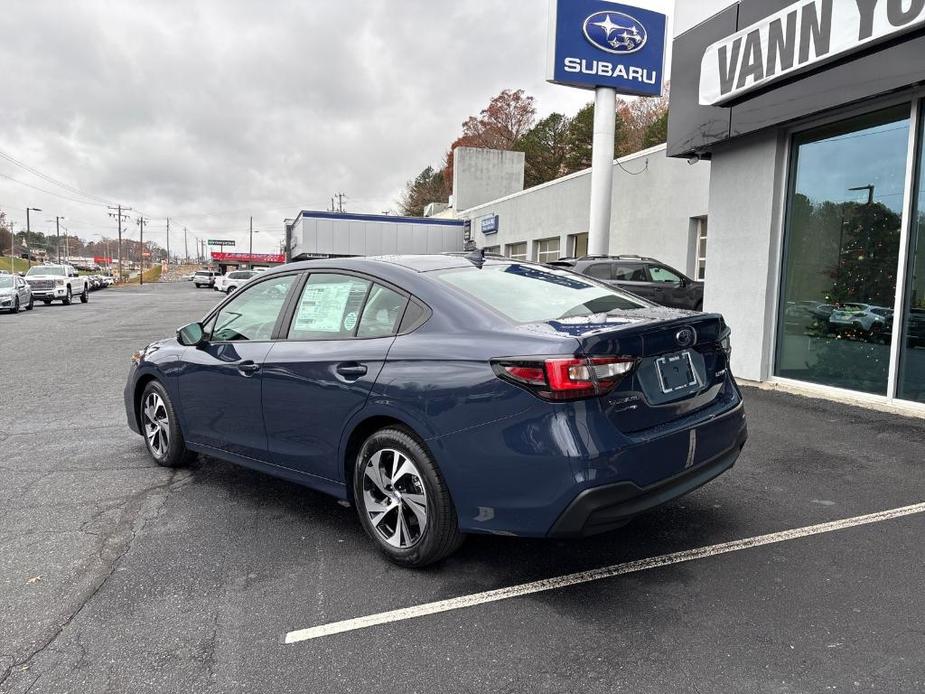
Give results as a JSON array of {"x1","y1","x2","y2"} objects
[{"x1": 293, "y1": 281, "x2": 367, "y2": 334}]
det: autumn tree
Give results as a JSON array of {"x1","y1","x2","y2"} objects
[
  {"x1": 0, "y1": 210, "x2": 10, "y2": 256},
  {"x1": 616, "y1": 86, "x2": 670, "y2": 155},
  {"x1": 443, "y1": 89, "x2": 537, "y2": 188},
  {"x1": 399, "y1": 166, "x2": 450, "y2": 217}
]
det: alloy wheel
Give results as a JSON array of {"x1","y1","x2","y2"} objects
[
  {"x1": 143, "y1": 391, "x2": 170, "y2": 458},
  {"x1": 362, "y1": 448, "x2": 428, "y2": 548}
]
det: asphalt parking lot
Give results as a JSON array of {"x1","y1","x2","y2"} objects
[{"x1": 1, "y1": 281, "x2": 924, "y2": 693}]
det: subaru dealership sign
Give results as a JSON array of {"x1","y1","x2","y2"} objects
[{"x1": 546, "y1": 0, "x2": 667, "y2": 95}]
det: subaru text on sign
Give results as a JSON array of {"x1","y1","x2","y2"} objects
[{"x1": 546, "y1": 0, "x2": 667, "y2": 95}]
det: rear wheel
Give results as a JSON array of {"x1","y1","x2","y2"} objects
[
  {"x1": 354, "y1": 427, "x2": 463, "y2": 567},
  {"x1": 139, "y1": 381, "x2": 195, "y2": 468},
  {"x1": 26, "y1": 295, "x2": 33, "y2": 311}
]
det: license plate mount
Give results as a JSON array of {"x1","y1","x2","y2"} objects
[{"x1": 655, "y1": 351, "x2": 700, "y2": 394}]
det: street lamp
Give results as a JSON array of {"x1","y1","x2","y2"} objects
[{"x1": 24, "y1": 208, "x2": 41, "y2": 268}]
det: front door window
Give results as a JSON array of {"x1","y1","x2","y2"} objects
[{"x1": 776, "y1": 106, "x2": 911, "y2": 395}]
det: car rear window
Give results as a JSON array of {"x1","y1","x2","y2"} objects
[{"x1": 434, "y1": 263, "x2": 646, "y2": 323}]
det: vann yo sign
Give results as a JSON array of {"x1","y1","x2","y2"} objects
[{"x1": 700, "y1": 0, "x2": 925, "y2": 106}]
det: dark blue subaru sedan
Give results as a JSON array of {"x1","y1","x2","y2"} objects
[{"x1": 125, "y1": 254, "x2": 747, "y2": 566}]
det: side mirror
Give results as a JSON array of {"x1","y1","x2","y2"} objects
[{"x1": 177, "y1": 322, "x2": 207, "y2": 346}]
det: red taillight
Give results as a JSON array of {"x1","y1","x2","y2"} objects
[{"x1": 493, "y1": 356, "x2": 636, "y2": 401}]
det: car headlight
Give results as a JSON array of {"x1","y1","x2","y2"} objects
[{"x1": 55, "y1": 279, "x2": 64, "y2": 286}]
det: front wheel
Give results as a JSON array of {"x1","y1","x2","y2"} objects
[
  {"x1": 139, "y1": 381, "x2": 196, "y2": 468},
  {"x1": 354, "y1": 427, "x2": 463, "y2": 567},
  {"x1": 61, "y1": 287, "x2": 72, "y2": 305},
  {"x1": 80, "y1": 285, "x2": 89, "y2": 303},
  {"x1": 10, "y1": 297, "x2": 19, "y2": 314},
  {"x1": 26, "y1": 295, "x2": 34, "y2": 310}
]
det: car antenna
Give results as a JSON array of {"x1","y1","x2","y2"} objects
[{"x1": 464, "y1": 247, "x2": 486, "y2": 269}]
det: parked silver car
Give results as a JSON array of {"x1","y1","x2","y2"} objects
[{"x1": 0, "y1": 274, "x2": 34, "y2": 313}]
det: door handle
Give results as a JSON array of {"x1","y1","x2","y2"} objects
[
  {"x1": 336, "y1": 363, "x2": 368, "y2": 379},
  {"x1": 237, "y1": 360, "x2": 260, "y2": 376}
]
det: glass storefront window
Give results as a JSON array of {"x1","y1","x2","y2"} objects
[
  {"x1": 899, "y1": 103, "x2": 925, "y2": 403},
  {"x1": 776, "y1": 106, "x2": 911, "y2": 395}
]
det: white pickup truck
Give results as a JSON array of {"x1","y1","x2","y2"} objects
[{"x1": 24, "y1": 264, "x2": 90, "y2": 305}]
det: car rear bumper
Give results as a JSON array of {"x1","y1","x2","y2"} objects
[{"x1": 548, "y1": 427, "x2": 747, "y2": 538}]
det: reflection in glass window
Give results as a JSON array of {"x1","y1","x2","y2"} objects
[
  {"x1": 211, "y1": 276, "x2": 295, "y2": 342},
  {"x1": 288, "y1": 274, "x2": 370, "y2": 340},
  {"x1": 775, "y1": 107, "x2": 910, "y2": 395},
  {"x1": 899, "y1": 103, "x2": 925, "y2": 403}
]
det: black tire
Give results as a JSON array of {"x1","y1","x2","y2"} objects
[
  {"x1": 139, "y1": 380, "x2": 196, "y2": 468},
  {"x1": 62, "y1": 287, "x2": 72, "y2": 305},
  {"x1": 195, "y1": 283, "x2": 202, "y2": 288},
  {"x1": 80, "y1": 285, "x2": 89, "y2": 303},
  {"x1": 10, "y1": 297, "x2": 19, "y2": 314},
  {"x1": 26, "y1": 295, "x2": 33, "y2": 311},
  {"x1": 43, "y1": 299, "x2": 52, "y2": 305},
  {"x1": 353, "y1": 427, "x2": 464, "y2": 568}
]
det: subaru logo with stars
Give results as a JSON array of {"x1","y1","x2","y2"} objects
[{"x1": 582, "y1": 10, "x2": 647, "y2": 55}]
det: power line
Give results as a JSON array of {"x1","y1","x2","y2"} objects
[
  {"x1": 0, "y1": 146, "x2": 113, "y2": 205},
  {"x1": 0, "y1": 171, "x2": 110, "y2": 207}
]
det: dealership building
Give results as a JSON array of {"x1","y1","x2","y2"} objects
[{"x1": 667, "y1": 0, "x2": 925, "y2": 411}]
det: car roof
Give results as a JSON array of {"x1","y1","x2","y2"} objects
[{"x1": 280, "y1": 254, "x2": 515, "y2": 274}]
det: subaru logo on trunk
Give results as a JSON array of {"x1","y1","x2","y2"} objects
[
  {"x1": 583, "y1": 11, "x2": 647, "y2": 55},
  {"x1": 675, "y1": 327, "x2": 696, "y2": 348}
]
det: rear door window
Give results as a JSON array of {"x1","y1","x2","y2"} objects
[
  {"x1": 613, "y1": 263, "x2": 647, "y2": 281},
  {"x1": 288, "y1": 274, "x2": 371, "y2": 340}
]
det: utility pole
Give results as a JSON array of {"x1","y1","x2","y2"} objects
[
  {"x1": 249, "y1": 216, "x2": 254, "y2": 269},
  {"x1": 166, "y1": 217, "x2": 171, "y2": 265},
  {"x1": 183, "y1": 226, "x2": 188, "y2": 264},
  {"x1": 54, "y1": 217, "x2": 64, "y2": 262},
  {"x1": 108, "y1": 205, "x2": 131, "y2": 283},
  {"x1": 136, "y1": 215, "x2": 147, "y2": 285}
]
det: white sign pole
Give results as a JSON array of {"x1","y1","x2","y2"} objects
[{"x1": 588, "y1": 86, "x2": 617, "y2": 257}]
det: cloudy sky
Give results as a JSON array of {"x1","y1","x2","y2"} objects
[{"x1": 0, "y1": 0, "x2": 673, "y2": 254}]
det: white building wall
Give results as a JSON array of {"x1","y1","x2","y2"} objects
[
  {"x1": 452, "y1": 147, "x2": 525, "y2": 212},
  {"x1": 702, "y1": 130, "x2": 788, "y2": 382},
  {"x1": 461, "y1": 144, "x2": 711, "y2": 275}
]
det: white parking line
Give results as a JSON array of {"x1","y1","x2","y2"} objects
[{"x1": 284, "y1": 502, "x2": 925, "y2": 644}]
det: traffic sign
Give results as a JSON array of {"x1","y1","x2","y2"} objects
[{"x1": 208, "y1": 239, "x2": 236, "y2": 247}]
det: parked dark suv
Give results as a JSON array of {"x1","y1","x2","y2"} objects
[{"x1": 549, "y1": 256, "x2": 704, "y2": 311}]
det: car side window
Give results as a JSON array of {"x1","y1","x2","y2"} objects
[
  {"x1": 357, "y1": 284, "x2": 408, "y2": 338},
  {"x1": 210, "y1": 275, "x2": 296, "y2": 342},
  {"x1": 649, "y1": 265, "x2": 682, "y2": 283},
  {"x1": 613, "y1": 263, "x2": 647, "y2": 282},
  {"x1": 288, "y1": 273, "x2": 371, "y2": 340},
  {"x1": 585, "y1": 263, "x2": 613, "y2": 280}
]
